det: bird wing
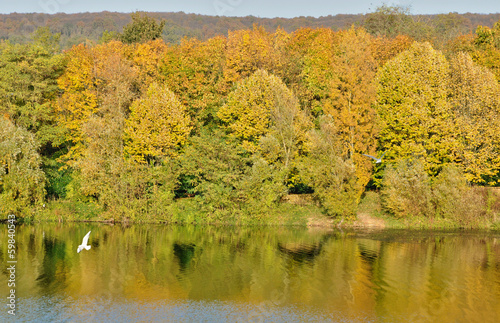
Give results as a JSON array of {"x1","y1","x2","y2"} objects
[
  {"x1": 362, "y1": 154, "x2": 378, "y2": 160},
  {"x1": 81, "y1": 231, "x2": 91, "y2": 246},
  {"x1": 380, "y1": 151, "x2": 386, "y2": 159}
]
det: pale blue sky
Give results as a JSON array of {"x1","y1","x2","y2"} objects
[{"x1": 1, "y1": 0, "x2": 498, "y2": 17}]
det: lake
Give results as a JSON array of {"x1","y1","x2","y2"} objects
[{"x1": 1, "y1": 223, "x2": 499, "y2": 322}]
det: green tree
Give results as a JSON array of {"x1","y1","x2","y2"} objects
[
  {"x1": 299, "y1": 116, "x2": 359, "y2": 218},
  {"x1": 120, "y1": 12, "x2": 166, "y2": 44},
  {"x1": 0, "y1": 118, "x2": 46, "y2": 216},
  {"x1": 431, "y1": 165, "x2": 468, "y2": 220},
  {"x1": 179, "y1": 130, "x2": 286, "y2": 221},
  {"x1": 0, "y1": 29, "x2": 65, "y2": 150}
]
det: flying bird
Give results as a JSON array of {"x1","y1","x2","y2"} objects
[
  {"x1": 77, "y1": 231, "x2": 92, "y2": 253},
  {"x1": 362, "y1": 152, "x2": 386, "y2": 163}
]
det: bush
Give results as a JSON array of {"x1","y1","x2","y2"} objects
[
  {"x1": 381, "y1": 158, "x2": 432, "y2": 218},
  {"x1": 432, "y1": 166, "x2": 488, "y2": 226},
  {"x1": 432, "y1": 165, "x2": 467, "y2": 218},
  {"x1": 299, "y1": 119, "x2": 360, "y2": 218},
  {"x1": 381, "y1": 161, "x2": 492, "y2": 226}
]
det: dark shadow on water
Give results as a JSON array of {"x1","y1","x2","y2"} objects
[
  {"x1": 174, "y1": 243, "x2": 197, "y2": 271},
  {"x1": 36, "y1": 237, "x2": 68, "y2": 293},
  {"x1": 358, "y1": 243, "x2": 379, "y2": 265},
  {"x1": 277, "y1": 242, "x2": 323, "y2": 264}
]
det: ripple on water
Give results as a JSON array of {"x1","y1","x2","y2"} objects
[{"x1": 2, "y1": 296, "x2": 380, "y2": 323}]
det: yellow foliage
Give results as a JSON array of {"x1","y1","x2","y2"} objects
[
  {"x1": 161, "y1": 36, "x2": 226, "y2": 123},
  {"x1": 223, "y1": 25, "x2": 291, "y2": 88},
  {"x1": 376, "y1": 42, "x2": 455, "y2": 176},
  {"x1": 56, "y1": 44, "x2": 98, "y2": 165},
  {"x1": 217, "y1": 69, "x2": 310, "y2": 161},
  {"x1": 57, "y1": 41, "x2": 138, "y2": 168},
  {"x1": 448, "y1": 52, "x2": 500, "y2": 184},
  {"x1": 323, "y1": 27, "x2": 379, "y2": 191},
  {"x1": 124, "y1": 82, "x2": 192, "y2": 162}
]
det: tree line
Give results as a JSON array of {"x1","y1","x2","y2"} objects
[
  {"x1": 1, "y1": 8, "x2": 499, "y2": 48},
  {"x1": 1, "y1": 10, "x2": 500, "y2": 223}
]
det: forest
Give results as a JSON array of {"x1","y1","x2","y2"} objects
[
  {"x1": 1, "y1": 9, "x2": 500, "y2": 48},
  {"x1": 1, "y1": 7, "x2": 500, "y2": 226}
]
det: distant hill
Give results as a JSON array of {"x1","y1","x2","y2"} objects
[{"x1": 1, "y1": 11, "x2": 499, "y2": 48}]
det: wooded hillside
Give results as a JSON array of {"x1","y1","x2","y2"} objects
[
  {"x1": 1, "y1": 10, "x2": 499, "y2": 47},
  {"x1": 2, "y1": 8, "x2": 500, "y2": 225}
]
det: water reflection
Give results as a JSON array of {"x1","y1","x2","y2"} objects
[
  {"x1": 0, "y1": 224, "x2": 499, "y2": 322},
  {"x1": 173, "y1": 243, "x2": 198, "y2": 271}
]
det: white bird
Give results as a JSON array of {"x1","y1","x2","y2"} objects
[
  {"x1": 77, "y1": 231, "x2": 92, "y2": 253},
  {"x1": 362, "y1": 152, "x2": 386, "y2": 163}
]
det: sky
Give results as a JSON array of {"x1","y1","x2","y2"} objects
[{"x1": 0, "y1": 0, "x2": 498, "y2": 17}]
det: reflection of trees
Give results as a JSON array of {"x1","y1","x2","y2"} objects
[
  {"x1": 1, "y1": 225, "x2": 500, "y2": 321},
  {"x1": 277, "y1": 242, "x2": 322, "y2": 264},
  {"x1": 173, "y1": 243, "x2": 198, "y2": 271},
  {"x1": 37, "y1": 236, "x2": 69, "y2": 293}
]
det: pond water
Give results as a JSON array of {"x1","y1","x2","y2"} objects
[{"x1": 1, "y1": 223, "x2": 499, "y2": 322}]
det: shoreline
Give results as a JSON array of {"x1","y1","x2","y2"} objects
[
  {"x1": 2, "y1": 191, "x2": 500, "y2": 231},
  {"x1": 2, "y1": 210, "x2": 498, "y2": 231}
]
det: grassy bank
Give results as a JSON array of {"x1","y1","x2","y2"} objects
[
  {"x1": 30, "y1": 197, "x2": 326, "y2": 226},
  {"x1": 357, "y1": 190, "x2": 500, "y2": 230},
  {"x1": 10, "y1": 190, "x2": 500, "y2": 231}
]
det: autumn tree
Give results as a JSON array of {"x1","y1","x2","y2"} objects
[
  {"x1": 160, "y1": 36, "x2": 226, "y2": 126},
  {"x1": 0, "y1": 118, "x2": 46, "y2": 216},
  {"x1": 370, "y1": 34, "x2": 414, "y2": 66},
  {"x1": 323, "y1": 27, "x2": 379, "y2": 192},
  {"x1": 471, "y1": 21, "x2": 500, "y2": 82},
  {"x1": 448, "y1": 52, "x2": 500, "y2": 184},
  {"x1": 124, "y1": 82, "x2": 192, "y2": 163},
  {"x1": 130, "y1": 39, "x2": 168, "y2": 92},
  {"x1": 56, "y1": 41, "x2": 142, "y2": 214},
  {"x1": 223, "y1": 25, "x2": 273, "y2": 85},
  {"x1": 223, "y1": 25, "x2": 291, "y2": 88},
  {"x1": 376, "y1": 42, "x2": 455, "y2": 176},
  {"x1": 300, "y1": 28, "x2": 338, "y2": 116},
  {"x1": 77, "y1": 41, "x2": 138, "y2": 210},
  {"x1": 56, "y1": 43, "x2": 98, "y2": 165},
  {"x1": 120, "y1": 12, "x2": 166, "y2": 44},
  {"x1": 217, "y1": 69, "x2": 310, "y2": 163}
]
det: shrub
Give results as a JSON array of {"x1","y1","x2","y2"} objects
[
  {"x1": 432, "y1": 165, "x2": 469, "y2": 219},
  {"x1": 381, "y1": 158, "x2": 432, "y2": 218},
  {"x1": 299, "y1": 118, "x2": 360, "y2": 218}
]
